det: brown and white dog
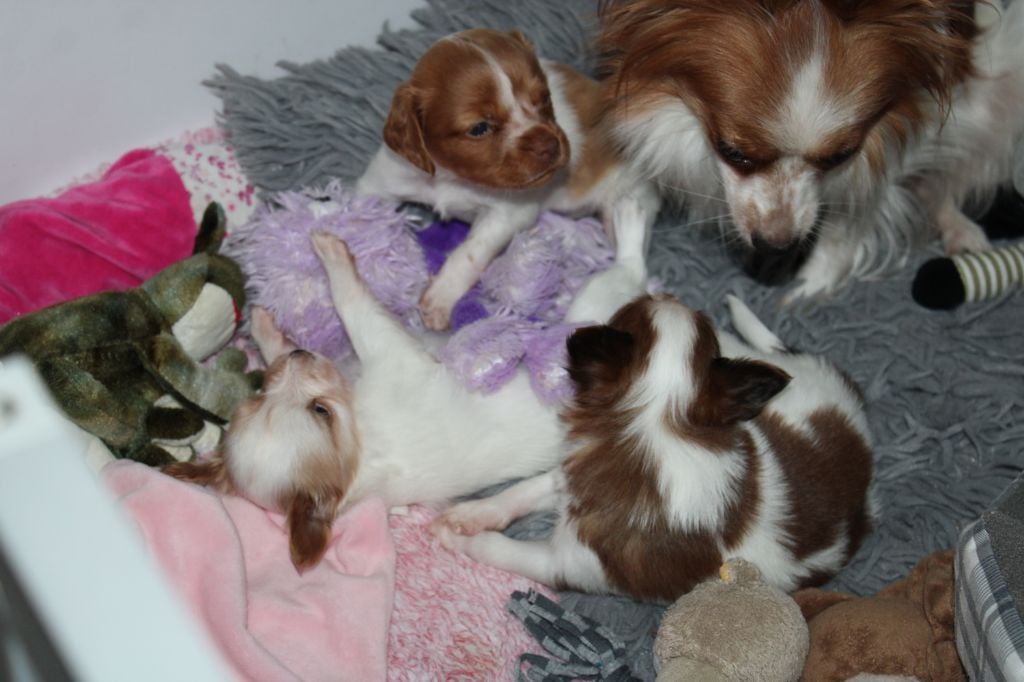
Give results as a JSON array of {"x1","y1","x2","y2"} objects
[
  {"x1": 434, "y1": 293, "x2": 874, "y2": 599},
  {"x1": 165, "y1": 199, "x2": 653, "y2": 573},
  {"x1": 597, "y1": 0, "x2": 1024, "y2": 299},
  {"x1": 356, "y1": 28, "x2": 659, "y2": 329}
]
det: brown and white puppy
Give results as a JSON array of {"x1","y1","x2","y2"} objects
[
  {"x1": 435, "y1": 294, "x2": 874, "y2": 600},
  {"x1": 165, "y1": 198, "x2": 653, "y2": 573},
  {"x1": 356, "y1": 27, "x2": 659, "y2": 329},
  {"x1": 597, "y1": 0, "x2": 1024, "y2": 299}
]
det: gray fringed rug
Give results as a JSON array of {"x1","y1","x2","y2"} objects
[{"x1": 208, "y1": 1, "x2": 1024, "y2": 678}]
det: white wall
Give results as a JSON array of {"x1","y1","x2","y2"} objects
[{"x1": 0, "y1": 0, "x2": 423, "y2": 204}]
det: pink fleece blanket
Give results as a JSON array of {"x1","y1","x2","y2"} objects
[
  {"x1": 0, "y1": 148, "x2": 196, "y2": 324},
  {"x1": 104, "y1": 461, "x2": 395, "y2": 682},
  {"x1": 104, "y1": 461, "x2": 551, "y2": 681}
]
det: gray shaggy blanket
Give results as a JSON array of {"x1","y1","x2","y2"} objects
[{"x1": 207, "y1": 1, "x2": 1024, "y2": 677}]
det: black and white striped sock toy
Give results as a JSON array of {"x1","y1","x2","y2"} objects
[
  {"x1": 913, "y1": 244, "x2": 1024, "y2": 309},
  {"x1": 913, "y1": 187, "x2": 1024, "y2": 310}
]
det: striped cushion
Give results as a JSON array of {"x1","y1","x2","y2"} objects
[{"x1": 956, "y1": 476, "x2": 1024, "y2": 681}]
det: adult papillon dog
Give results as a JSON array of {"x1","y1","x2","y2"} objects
[{"x1": 597, "y1": 0, "x2": 1024, "y2": 299}]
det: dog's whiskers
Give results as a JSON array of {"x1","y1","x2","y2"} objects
[{"x1": 656, "y1": 182, "x2": 730, "y2": 206}]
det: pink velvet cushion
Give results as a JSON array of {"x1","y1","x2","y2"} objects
[{"x1": 0, "y1": 148, "x2": 196, "y2": 324}]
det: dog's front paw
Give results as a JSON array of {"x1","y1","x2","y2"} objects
[
  {"x1": 419, "y1": 285, "x2": 455, "y2": 331},
  {"x1": 941, "y1": 217, "x2": 991, "y2": 255},
  {"x1": 312, "y1": 232, "x2": 354, "y2": 269}
]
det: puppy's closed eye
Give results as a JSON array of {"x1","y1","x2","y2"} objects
[{"x1": 309, "y1": 400, "x2": 331, "y2": 419}]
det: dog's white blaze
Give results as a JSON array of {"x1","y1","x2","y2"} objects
[
  {"x1": 624, "y1": 303, "x2": 744, "y2": 532},
  {"x1": 776, "y1": 50, "x2": 856, "y2": 152},
  {"x1": 474, "y1": 44, "x2": 532, "y2": 142}
]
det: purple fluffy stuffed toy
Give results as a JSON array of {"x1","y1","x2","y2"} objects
[{"x1": 224, "y1": 181, "x2": 617, "y2": 403}]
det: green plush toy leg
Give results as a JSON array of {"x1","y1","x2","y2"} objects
[
  {"x1": 952, "y1": 243, "x2": 1024, "y2": 303},
  {"x1": 139, "y1": 332, "x2": 256, "y2": 422},
  {"x1": 38, "y1": 358, "x2": 147, "y2": 452}
]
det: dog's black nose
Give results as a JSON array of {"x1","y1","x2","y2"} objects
[
  {"x1": 727, "y1": 233, "x2": 819, "y2": 286},
  {"x1": 288, "y1": 349, "x2": 312, "y2": 359}
]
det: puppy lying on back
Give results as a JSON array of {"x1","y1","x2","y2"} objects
[
  {"x1": 435, "y1": 294, "x2": 875, "y2": 599},
  {"x1": 165, "y1": 200, "x2": 653, "y2": 572},
  {"x1": 357, "y1": 28, "x2": 659, "y2": 330}
]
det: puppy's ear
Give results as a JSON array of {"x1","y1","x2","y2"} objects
[
  {"x1": 163, "y1": 456, "x2": 232, "y2": 493},
  {"x1": 383, "y1": 82, "x2": 435, "y2": 175},
  {"x1": 250, "y1": 305, "x2": 298, "y2": 365},
  {"x1": 703, "y1": 358, "x2": 791, "y2": 425},
  {"x1": 567, "y1": 325, "x2": 634, "y2": 393},
  {"x1": 287, "y1": 489, "x2": 343, "y2": 574},
  {"x1": 507, "y1": 30, "x2": 533, "y2": 49}
]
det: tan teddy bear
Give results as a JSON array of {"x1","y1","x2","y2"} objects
[{"x1": 654, "y1": 558, "x2": 810, "y2": 681}]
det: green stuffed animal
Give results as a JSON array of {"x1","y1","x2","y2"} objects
[{"x1": 0, "y1": 203, "x2": 261, "y2": 466}]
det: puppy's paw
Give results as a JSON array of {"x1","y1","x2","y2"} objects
[
  {"x1": 312, "y1": 232, "x2": 354, "y2": 268},
  {"x1": 419, "y1": 286, "x2": 454, "y2": 331},
  {"x1": 778, "y1": 250, "x2": 843, "y2": 303},
  {"x1": 250, "y1": 306, "x2": 281, "y2": 344},
  {"x1": 609, "y1": 196, "x2": 649, "y2": 258},
  {"x1": 432, "y1": 520, "x2": 473, "y2": 554},
  {"x1": 433, "y1": 500, "x2": 511, "y2": 537}
]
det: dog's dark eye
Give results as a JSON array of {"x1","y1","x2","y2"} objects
[
  {"x1": 309, "y1": 400, "x2": 330, "y2": 418},
  {"x1": 468, "y1": 121, "x2": 492, "y2": 138},
  {"x1": 816, "y1": 147, "x2": 857, "y2": 171},
  {"x1": 717, "y1": 140, "x2": 755, "y2": 170}
]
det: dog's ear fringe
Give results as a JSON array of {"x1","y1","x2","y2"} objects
[
  {"x1": 566, "y1": 325, "x2": 635, "y2": 393},
  {"x1": 287, "y1": 488, "x2": 344, "y2": 574},
  {"x1": 162, "y1": 455, "x2": 232, "y2": 492}
]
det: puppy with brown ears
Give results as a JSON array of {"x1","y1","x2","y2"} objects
[
  {"x1": 434, "y1": 293, "x2": 875, "y2": 599},
  {"x1": 356, "y1": 28, "x2": 659, "y2": 330},
  {"x1": 167, "y1": 199, "x2": 655, "y2": 573}
]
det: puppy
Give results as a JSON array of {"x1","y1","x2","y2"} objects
[
  {"x1": 356, "y1": 28, "x2": 659, "y2": 329},
  {"x1": 597, "y1": 0, "x2": 1024, "y2": 299},
  {"x1": 434, "y1": 294, "x2": 874, "y2": 599},
  {"x1": 165, "y1": 200, "x2": 652, "y2": 572}
]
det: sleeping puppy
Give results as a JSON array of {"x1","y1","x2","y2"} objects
[
  {"x1": 433, "y1": 293, "x2": 874, "y2": 599},
  {"x1": 356, "y1": 28, "x2": 659, "y2": 330},
  {"x1": 165, "y1": 199, "x2": 652, "y2": 572},
  {"x1": 597, "y1": 0, "x2": 1024, "y2": 300}
]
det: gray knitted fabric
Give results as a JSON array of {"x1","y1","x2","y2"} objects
[{"x1": 208, "y1": 1, "x2": 1024, "y2": 678}]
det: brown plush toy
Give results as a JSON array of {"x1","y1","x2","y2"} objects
[{"x1": 792, "y1": 549, "x2": 963, "y2": 682}]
